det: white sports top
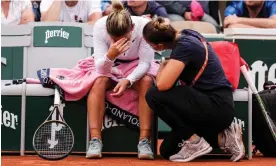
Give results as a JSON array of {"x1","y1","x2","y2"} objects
[
  {"x1": 40, "y1": 0, "x2": 101, "y2": 23},
  {"x1": 93, "y1": 16, "x2": 155, "y2": 85}
]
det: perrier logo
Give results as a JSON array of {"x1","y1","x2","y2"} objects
[
  {"x1": 45, "y1": 28, "x2": 70, "y2": 44},
  {"x1": 33, "y1": 26, "x2": 82, "y2": 47}
]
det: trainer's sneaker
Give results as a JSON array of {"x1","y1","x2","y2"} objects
[
  {"x1": 169, "y1": 137, "x2": 213, "y2": 162},
  {"x1": 220, "y1": 121, "x2": 245, "y2": 162},
  {"x1": 86, "y1": 137, "x2": 103, "y2": 159},
  {"x1": 137, "y1": 138, "x2": 154, "y2": 160}
]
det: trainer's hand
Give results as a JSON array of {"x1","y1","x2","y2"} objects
[
  {"x1": 110, "y1": 79, "x2": 130, "y2": 97},
  {"x1": 107, "y1": 38, "x2": 130, "y2": 60}
]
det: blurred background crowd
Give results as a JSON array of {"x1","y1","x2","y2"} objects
[{"x1": 1, "y1": 0, "x2": 276, "y2": 33}]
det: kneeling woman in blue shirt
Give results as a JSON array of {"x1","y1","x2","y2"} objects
[{"x1": 143, "y1": 17, "x2": 245, "y2": 162}]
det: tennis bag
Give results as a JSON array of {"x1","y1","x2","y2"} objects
[
  {"x1": 252, "y1": 82, "x2": 276, "y2": 157},
  {"x1": 209, "y1": 41, "x2": 241, "y2": 90}
]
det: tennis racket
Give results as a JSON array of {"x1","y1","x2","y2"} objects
[
  {"x1": 32, "y1": 86, "x2": 74, "y2": 160},
  {"x1": 241, "y1": 66, "x2": 276, "y2": 141}
]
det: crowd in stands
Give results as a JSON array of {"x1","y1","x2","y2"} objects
[{"x1": 1, "y1": 0, "x2": 276, "y2": 32}]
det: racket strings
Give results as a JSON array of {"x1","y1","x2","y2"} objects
[{"x1": 33, "y1": 122, "x2": 74, "y2": 159}]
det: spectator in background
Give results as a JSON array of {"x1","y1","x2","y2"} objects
[
  {"x1": 158, "y1": 1, "x2": 219, "y2": 32},
  {"x1": 101, "y1": 0, "x2": 113, "y2": 16},
  {"x1": 32, "y1": 1, "x2": 41, "y2": 22},
  {"x1": 40, "y1": 0, "x2": 102, "y2": 24},
  {"x1": 224, "y1": 0, "x2": 276, "y2": 28},
  {"x1": 124, "y1": 0, "x2": 170, "y2": 22},
  {"x1": 101, "y1": 0, "x2": 170, "y2": 22},
  {"x1": 1, "y1": 0, "x2": 34, "y2": 25}
]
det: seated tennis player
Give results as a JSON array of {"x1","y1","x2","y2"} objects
[
  {"x1": 86, "y1": 1, "x2": 155, "y2": 160},
  {"x1": 143, "y1": 17, "x2": 245, "y2": 162}
]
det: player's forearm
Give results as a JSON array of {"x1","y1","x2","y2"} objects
[
  {"x1": 237, "y1": 17, "x2": 276, "y2": 28},
  {"x1": 95, "y1": 54, "x2": 114, "y2": 75},
  {"x1": 19, "y1": 8, "x2": 35, "y2": 24},
  {"x1": 41, "y1": 1, "x2": 61, "y2": 21},
  {"x1": 156, "y1": 61, "x2": 168, "y2": 82},
  {"x1": 126, "y1": 62, "x2": 151, "y2": 85}
]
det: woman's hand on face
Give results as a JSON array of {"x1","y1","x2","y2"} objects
[{"x1": 107, "y1": 38, "x2": 131, "y2": 60}]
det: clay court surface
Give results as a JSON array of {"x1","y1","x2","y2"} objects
[
  {"x1": 1, "y1": 155, "x2": 276, "y2": 166},
  {"x1": 2, "y1": 141, "x2": 276, "y2": 166}
]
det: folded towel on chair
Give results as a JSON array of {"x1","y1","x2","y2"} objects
[{"x1": 36, "y1": 56, "x2": 159, "y2": 117}]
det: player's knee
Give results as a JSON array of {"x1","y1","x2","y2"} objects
[
  {"x1": 94, "y1": 76, "x2": 110, "y2": 85},
  {"x1": 139, "y1": 75, "x2": 153, "y2": 87},
  {"x1": 90, "y1": 77, "x2": 110, "y2": 93}
]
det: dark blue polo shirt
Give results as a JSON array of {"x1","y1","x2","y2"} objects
[{"x1": 170, "y1": 30, "x2": 232, "y2": 91}]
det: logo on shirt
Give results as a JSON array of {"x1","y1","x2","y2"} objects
[
  {"x1": 45, "y1": 28, "x2": 70, "y2": 44},
  {"x1": 74, "y1": 15, "x2": 83, "y2": 23}
]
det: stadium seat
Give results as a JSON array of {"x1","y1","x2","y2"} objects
[{"x1": 171, "y1": 21, "x2": 217, "y2": 34}]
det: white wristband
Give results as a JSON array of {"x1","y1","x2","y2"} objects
[{"x1": 104, "y1": 54, "x2": 115, "y2": 62}]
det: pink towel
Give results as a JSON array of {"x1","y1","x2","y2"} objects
[{"x1": 37, "y1": 56, "x2": 159, "y2": 116}]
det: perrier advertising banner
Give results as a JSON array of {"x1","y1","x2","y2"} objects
[{"x1": 33, "y1": 26, "x2": 82, "y2": 47}]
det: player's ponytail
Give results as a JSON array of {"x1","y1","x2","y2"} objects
[{"x1": 106, "y1": 0, "x2": 132, "y2": 37}]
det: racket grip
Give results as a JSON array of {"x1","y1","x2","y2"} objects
[
  {"x1": 240, "y1": 65, "x2": 258, "y2": 94},
  {"x1": 54, "y1": 87, "x2": 61, "y2": 105}
]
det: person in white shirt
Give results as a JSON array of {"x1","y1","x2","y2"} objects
[
  {"x1": 1, "y1": 0, "x2": 34, "y2": 25},
  {"x1": 86, "y1": 1, "x2": 155, "y2": 160},
  {"x1": 40, "y1": 0, "x2": 102, "y2": 24}
]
